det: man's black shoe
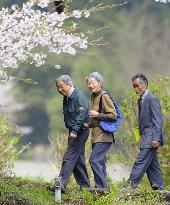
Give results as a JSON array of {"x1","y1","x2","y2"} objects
[
  {"x1": 46, "y1": 183, "x2": 55, "y2": 192},
  {"x1": 152, "y1": 185, "x2": 163, "y2": 191},
  {"x1": 87, "y1": 187, "x2": 108, "y2": 195},
  {"x1": 120, "y1": 180, "x2": 135, "y2": 192},
  {"x1": 46, "y1": 182, "x2": 66, "y2": 193},
  {"x1": 79, "y1": 185, "x2": 91, "y2": 191},
  {"x1": 55, "y1": 180, "x2": 66, "y2": 193}
]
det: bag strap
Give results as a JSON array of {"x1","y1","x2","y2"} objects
[
  {"x1": 99, "y1": 91, "x2": 115, "y2": 112},
  {"x1": 99, "y1": 91, "x2": 108, "y2": 113}
]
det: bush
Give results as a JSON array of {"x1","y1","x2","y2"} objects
[{"x1": 0, "y1": 114, "x2": 28, "y2": 176}]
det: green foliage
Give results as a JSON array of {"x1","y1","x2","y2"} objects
[
  {"x1": 47, "y1": 95, "x2": 66, "y2": 140},
  {"x1": 0, "y1": 114, "x2": 28, "y2": 176},
  {"x1": 18, "y1": 102, "x2": 50, "y2": 145},
  {"x1": 48, "y1": 133, "x2": 68, "y2": 169},
  {"x1": 0, "y1": 177, "x2": 55, "y2": 205},
  {"x1": 6, "y1": 0, "x2": 170, "y2": 146},
  {"x1": 63, "y1": 177, "x2": 167, "y2": 205},
  {"x1": 149, "y1": 75, "x2": 170, "y2": 185},
  {"x1": 0, "y1": 176, "x2": 168, "y2": 205},
  {"x1": 150, "y1": 75, "x2": 170, "y2": 127},
  {"x1": 71, "y1": 50, "x2": 126, "y2": 99}
]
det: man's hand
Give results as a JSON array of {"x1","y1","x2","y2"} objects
[
  {"x1": 152, "y1": 140, "x2": 160, "y2": 149},
  {"x1": 89, "y1": 110, "x2": 99, "y2": 118},
  {"x1": 68, "y1": 132, "x2": 77, "y2": 140}
]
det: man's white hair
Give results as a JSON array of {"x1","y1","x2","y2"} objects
[{"x1": 56, "y1": 75, "x2": 73, "y2": 86}]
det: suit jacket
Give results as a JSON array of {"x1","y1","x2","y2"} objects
[{"x1": 138, "y1": 91, "x2": 164, "y2": 149}]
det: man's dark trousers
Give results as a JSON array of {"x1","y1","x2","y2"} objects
[
  {"x1": 59, "y1": 129, "x2": 90, "y2": 188},
  {"x1": 89, "y1": 142, "x2": 112, "y2": 189},
  {"x1": 129, "y1": 148, "x2": 163, "y2": 189}
]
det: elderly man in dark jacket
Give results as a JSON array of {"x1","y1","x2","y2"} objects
[{"x1": 55, "y1": 75, "x2": 90, "y2": 192}]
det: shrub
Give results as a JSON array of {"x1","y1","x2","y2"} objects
[{"x1": 0, "y1": 114, "x2": 28, "y2": 176}]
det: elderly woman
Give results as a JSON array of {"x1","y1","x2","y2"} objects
[{"x1": 85, "y1": 72, "x2": 117, "y2": 191}]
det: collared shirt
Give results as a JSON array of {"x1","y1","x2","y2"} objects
[
  {"x1": 67, "y1": 86, "x2": 75, "y2": 97},
  {"x1": 140, "y1": 90, "x2": 148, "y2": 102}
]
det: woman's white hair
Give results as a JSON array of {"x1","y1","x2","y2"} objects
[{"x1": 85, "y1": 72, "x2": 104, "y2": 84}]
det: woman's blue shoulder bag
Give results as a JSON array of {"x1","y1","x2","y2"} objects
[{"x1": 99, "y1": 92, "x2": 122, "y2": 133}]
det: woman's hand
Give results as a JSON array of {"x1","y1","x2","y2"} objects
[
  {"x1": 89, "y1": 110, "x2": 99, "y2": 118},
  {"x1": 83, "y1": 123, "x2": 89, "y2": 128}
]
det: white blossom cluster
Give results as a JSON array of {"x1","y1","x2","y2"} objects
[
  {"x1": 37, "y1": 0, "x2": 50, "y2": 8},
  {"x1": 73, "y1": 9, "x2": 90, "y2": 18},
  {"x1": 0, "y1": 0, "x2": 89, "y2": 70},
  {"x1": 0, "y1": 70, "x2": 9, "y2": 83},
  {"x1": 155, "y1": 0, "x2": 170, "y2": 3}
]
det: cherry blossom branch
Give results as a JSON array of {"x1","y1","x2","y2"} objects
[
  {"x1": 0, "y1": 0, "x2": 89, "y2": 70},
  {"x1": 0, "y1": 0, "x2": 127, "y2": 82},
  {"x1": 155, "y1": 0, "x2": 170, "y2": 3}
]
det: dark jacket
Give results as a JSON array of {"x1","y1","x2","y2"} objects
[
  {"x1": 63, "y1": 88, "x2": 89, "y2": 134},
  {"x1": 139, "y1": 91, "x2": 164, "y2": 149}
]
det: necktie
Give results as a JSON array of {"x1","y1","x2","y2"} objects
[{"x1": 138, "y1": 97, "x2": 142, "y2": 115}]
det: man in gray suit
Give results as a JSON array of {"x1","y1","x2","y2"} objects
[{"x1": 125, "y1": 73, "x2": 164, "y2": 190}]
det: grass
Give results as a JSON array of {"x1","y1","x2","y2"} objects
[
  {"x1": 0, "y1": 177, "x2": 54, "y2": 205},
  {"x1": 0, "y1": 176, "x2": 168, "y2": 205}
]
